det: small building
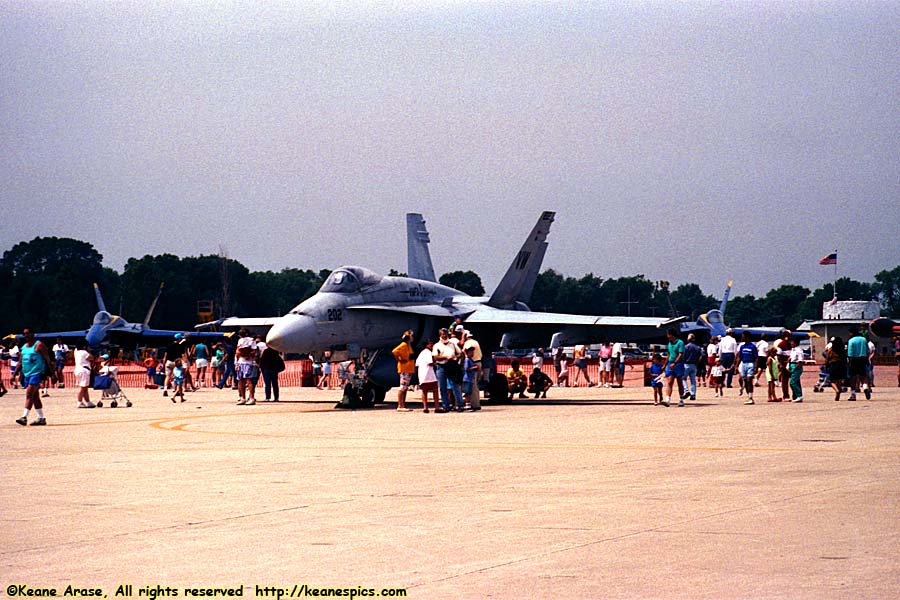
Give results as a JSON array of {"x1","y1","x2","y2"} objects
[{"x1": 804, "y1": 300, "x2": 885, "y2": 360}]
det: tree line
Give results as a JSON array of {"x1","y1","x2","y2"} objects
[{"x1": 1, "y1": 236, "x2": 897, "y2": 335}]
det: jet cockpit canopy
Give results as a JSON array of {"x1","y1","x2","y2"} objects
[
  {"x1": 705, "y1": 310, "x2": 724, "y2": 325},
  {"x1": 320, "y1": 266, "x2": 383, "y2": 294},
  {"x1": 92, "y1": 311, "x2": 115, "y2": 326}
]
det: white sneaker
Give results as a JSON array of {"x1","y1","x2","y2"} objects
[
  {"x1": 236, "y1": 399, "x2": 246, "y2": 405},
  {"x1": 77, "y1": 401, "x2": 87, "y2": 408},
  {"x1": 244, "y1": 398, "x2": 256, "y2": 406},
  {"x1": 792, "y1": 396, "x2": 803, "y2": 403},
  {"x1": 84, "y1": 401, "x2": 96, "y2": 408}
]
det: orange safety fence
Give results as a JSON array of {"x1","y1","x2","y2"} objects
[
  {"x1": 49, "y1": 360, "x2": 337, "y2": 389},
  {"x1": 491, "y1": 357, "x2": 648, "y2": 385}
]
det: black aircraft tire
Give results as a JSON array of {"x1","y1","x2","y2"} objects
[{"x1": 487, "y1": 374, "x2": 510, "y2": 404}]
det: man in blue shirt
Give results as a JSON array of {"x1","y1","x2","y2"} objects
[
  {"x1": 681, "y1": 334, "x2": 703, "y2": 402},
  {"x1": 736, "y1": 332, "x2": 759, "y2": 405}
]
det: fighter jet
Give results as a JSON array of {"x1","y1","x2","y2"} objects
[
  {"x1": 681, "y1": 281, "x2": 816, "y2": 341},
  {"x1": 12, "y1": 282, "x2": 230, "y2": 352},
  {"x1": 262, "y1": 211, "x2": 680, "y2": 394}
]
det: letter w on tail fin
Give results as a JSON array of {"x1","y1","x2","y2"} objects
[{"x1": 488, "y1": 211, "x2": 555, "y2": 309}]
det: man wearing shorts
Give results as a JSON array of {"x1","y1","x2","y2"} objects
[
  {"x1": 194, "y1": 341, "x2": 209, "y2": 387},
  {"x1": 847, "y1": 327, "x2": 871, "y2": 400},
  {"x1": 664, "y1": 328, "x2": 686, "y2": 407},
  {"x1": 235, "y1": 328, "x2": 259, "y2": 405},
  {"x1": 14, "y1": 327, "x2": 52, "y2": 426},
  {"x1": 392, "y1": 331, "x2": 415, "y2": 412}
]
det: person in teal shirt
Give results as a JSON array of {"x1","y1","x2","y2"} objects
[
  {"x1": 664, "y1": 328, "x2": 686, "y2": 407},
  {"x1": 13, "y1": 327, "x2": 53, "y2": 426},
  {"x1": 846, "y1": 327, "x2": 871, "y2": 400}
]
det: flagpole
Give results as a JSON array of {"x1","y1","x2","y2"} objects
[{"x1": 833, "y1": 249, "x2": 838, "y2": 301}]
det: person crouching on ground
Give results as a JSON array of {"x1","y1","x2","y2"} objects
[
  {"x1": 527, "y1": 366, "x2": 553, "y2": 399},
  {"x1": 507, "y1": 359, "x2": 528, "y2": 400}
]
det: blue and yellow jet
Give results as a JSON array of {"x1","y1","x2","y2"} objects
[
  {"x1": 682, "y1": 281, "x2": 816, "y2": 341},
  {"x1": 5, "y1": 283, "x2": 231, "y2": 352}
]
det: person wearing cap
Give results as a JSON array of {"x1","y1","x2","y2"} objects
[
  {"x1": 160, "y1": 333, "x2": 186, "y2": 398},
  {"x1": 73, "y1": 339, "x2": 95, "y2": 409}
]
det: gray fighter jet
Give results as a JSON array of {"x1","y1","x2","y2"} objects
[{"x1": 261, "y1": 211, "x2": 679, "y2": 396}]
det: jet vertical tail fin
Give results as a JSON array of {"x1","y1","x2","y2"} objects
[
  {"x1": 93, "y1": 283, "x2": 108, "y2": 313},
  {"x1": 488, "y1": 211, "x2": 555, "y2": 309},
  {"x1": 406, "y1": 213, "x2": 436, "y2": 282},
  {"x1": 719, "y1": 281, "x2": 733, "y2": 315},
  {"x1": 142, "y1": 282, "x2": 165, "y2": 328}
]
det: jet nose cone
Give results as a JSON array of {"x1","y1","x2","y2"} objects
[
  {"x1": 86, "y1": 325, "x2": 105, "y2": 350},
  {"x1": 266, "y1": 314, "x2": 316, "y2": 353}
]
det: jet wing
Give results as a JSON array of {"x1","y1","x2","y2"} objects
[
  {"x1": 462, "y1": 307, "x2": 678, "y2": 347},
  {"x1": 348, "y1": 304, "x2": 476, "y2": 319},
  {"x1": 5, "y1": 330, "x2": 89, "y2": 343},
  {"x1": 195, "y1": 317, "x2": 283, "y2": 330},
  {"x1": 138, "y1": 327, "x2": 235, "y2": 340},
  {"x1": 464, "y1": 307, "x2": 668, "y2": 328}
]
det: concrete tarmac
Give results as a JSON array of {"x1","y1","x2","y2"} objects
[{"x1": 2, "y1": 368, "x2": 899, "y2": 599}]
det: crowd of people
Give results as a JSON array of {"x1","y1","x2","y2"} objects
[{"x1": 4, "y1": 321, "x2": 895, "y2": 425}]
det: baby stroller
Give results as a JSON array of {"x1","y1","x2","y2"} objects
[
  {"x1": 812, "y1": 365, "x2": 830, "y2": 393},
  {"x1": 93, "y1": 366, "x2": 132, "y2": 408}
]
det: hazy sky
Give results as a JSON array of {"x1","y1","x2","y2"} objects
[{"x1": 2, "y1": 1, "x2": 898, "y2": 301}]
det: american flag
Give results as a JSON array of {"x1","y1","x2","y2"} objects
[{"x1": 819, "y1": 252, "x2": 837, "y2": 265}]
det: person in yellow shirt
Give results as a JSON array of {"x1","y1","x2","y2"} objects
[
  {"x1": 392, "y1": 331, "x2": 415, "y2": 412},
  {"x1": 506, "y1": 359, "x2": 528, "y2": 400}
]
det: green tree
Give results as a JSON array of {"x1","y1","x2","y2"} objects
[
  {"x1": 530, "y1": 269, "x2": 566, "y2": 312},
  {"x1": 0, "y1": 237, "x2": 104, "y2": 332},
  {"x1": 670, "y1": 283, "x2": 718, "y2": 320},
  {"x1": 598, "y1": 276, "x2": 656, "y2": 316},
  {"x1": 761, "y1": 284, "x2": 811, "y2": 330},
  {"x1": 439, "y1": 270, "x2": 485, "y2": 296},
  {"x1": 874, "y1": 265, "x2": 900, "y2": 317}
]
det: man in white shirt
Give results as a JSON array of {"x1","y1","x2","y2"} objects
[
  {"x1": 52, "y1": 337, "x2": 70, "y2": 388},
  {"x1": 718, "y1": 329, "x2": 738, "y2": 388},
  {"x1": 754, "y1": 335, "x2": 770, "y2": 387},
  {"x1": 611, "y1": 342, "x2": 624, "y2": 387}
]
